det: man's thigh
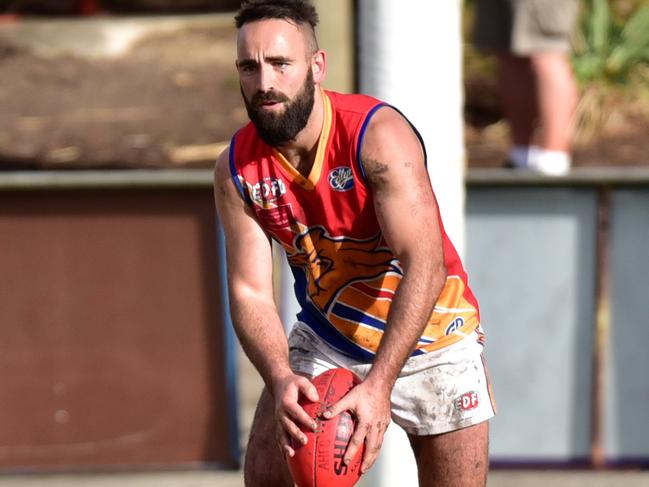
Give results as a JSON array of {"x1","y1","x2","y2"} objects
[
  {"x1": 408, "y1": 421, "x2": 489, "y2": 487},
  {"x1": 244, "y1": 388, "x2": 294, "y2": 487}
]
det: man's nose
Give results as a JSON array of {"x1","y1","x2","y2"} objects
[{"x1": 257, "y1": 63, "x2": 275, "y2": 92}]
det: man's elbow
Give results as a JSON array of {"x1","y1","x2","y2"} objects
[
  {"x1": 431, "y1": 260, "x2": 447, "y2": 292},
  {"x1": 401, "y1": 253, "x2": 447, "y2": 290}
]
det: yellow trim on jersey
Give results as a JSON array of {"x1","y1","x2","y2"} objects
[
  {"x1": 272, "y1": 88, "x2": 332, "y2": 190},
  {"x1": 337, "y1": 286, "x2": 392, "y2": 321},
  {"x1": 362, "y1": 274, "x2": 401, "y2": 294},
  {"x1": 419, "y1": 314, "x2": 480, "y2": 353},
  {"x1": 328, "y1": 314, "x2": 383, "y2": 352}
]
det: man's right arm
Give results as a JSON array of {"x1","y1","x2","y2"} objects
[{"x1": 213, "y1": 149, "x2": 318, "y2": 455}]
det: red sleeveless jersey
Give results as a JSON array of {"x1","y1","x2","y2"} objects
[{"x1": 229, "y1": 89, "x2": 481, "y2": 361}]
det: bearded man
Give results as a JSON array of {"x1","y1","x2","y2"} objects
[{"x1": 213, "y1": 1, "x2": 496, "y2": 486}]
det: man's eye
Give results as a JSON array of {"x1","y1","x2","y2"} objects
[{"x1": 274, "y1": 62, "x2": 288, "y2": 68}]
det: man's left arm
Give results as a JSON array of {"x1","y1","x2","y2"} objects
[{"x1": 323, "y1": 106, "x2": 447, "y2": 472}]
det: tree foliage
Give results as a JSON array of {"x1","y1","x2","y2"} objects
[{"x1": 572, "y1": 0, "x2": 649, "y2": 85}]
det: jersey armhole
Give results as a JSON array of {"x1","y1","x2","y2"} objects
[
  {"x1": 354, "y1": 104, "x2": 429, "y2": 182},
  {"x1": 354, "y1": 103, "x2": 385, "y2": 182},
  {"x1": 228, "y1": 133, "x2": 254, "y2": 207}
]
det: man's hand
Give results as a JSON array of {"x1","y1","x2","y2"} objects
[
  {"x1": 272, "y1": 373, "x2": 320, "y2": 458},
  {"x1": 322, "y1": 379, "x2": 391, "y2": 474}
]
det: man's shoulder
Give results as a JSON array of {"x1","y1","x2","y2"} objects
[
  {"x1": 326, "y1": 90, "x2": 384, "y2": 115},
  {"x1": 230, "y1": 122, "x2": 269, "y2": 160}
]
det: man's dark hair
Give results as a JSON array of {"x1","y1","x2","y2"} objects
[
  {"x1": 235, "y1": 0, "x2": 319, "y2": 29},
  {"x1": 235, "y1": 0, "x2": 319, "y2": 52}
]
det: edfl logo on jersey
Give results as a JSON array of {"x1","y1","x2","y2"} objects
[
  {"x1": 250, "y1": 177, "x2": 286, "y2": 206},
  {"x1": 445, "y1": 317, "x2": 464, "y2": 335},
  {"x1": 328, "y1": 167, "x2": 354, "y2": 192}
]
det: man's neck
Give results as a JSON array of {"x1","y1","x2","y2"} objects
[{"x1": 276, "y1": 88, "x2": 324, "y2": 177}]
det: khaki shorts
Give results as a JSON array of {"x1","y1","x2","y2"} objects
[
  {"x1": 473, "y1": 0, "x2": 579, "y2": 55},
  {"x1": 288, "y1": 322, "x2": 496, "y2": 436}
]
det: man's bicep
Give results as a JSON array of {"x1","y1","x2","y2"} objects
[
  {"x1": 360, "y1": 108, "x2": 443, "y2": 264},
  {"x1": 213, "y1": 152, "x2": 275, "y2": 302},
  {"x1": 371, "y1": 166, "x2": 443, "y2": 266},
  {"x1": 224, "y1": 207, "x2": 274, "y2": 300}
]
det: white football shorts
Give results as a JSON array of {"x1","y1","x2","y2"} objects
[{"x1": 288, "y1": 321, "x2": 496, "y2": 436}]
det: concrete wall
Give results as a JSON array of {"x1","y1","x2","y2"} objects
[{"x1": 465, "y1": 180, "x2": 649, "y2": 464}]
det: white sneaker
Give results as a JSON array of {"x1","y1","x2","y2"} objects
[
  {"x1": 506, "y1": 146, "x2": 571, "y2": 176},
  {"x1": 529, "y1": 149, "x2": 571, "y2": 176}
]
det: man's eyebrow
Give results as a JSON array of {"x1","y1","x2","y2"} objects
[
  {"x1": 237, "y1": 55, "x2": 292, "y2": 67},
  {"x1": 237, "y1": 58, "x2": 258, "y2": 67},
  {"x1": 264, "y1": 56, "x2": 291, "y2": 63}
]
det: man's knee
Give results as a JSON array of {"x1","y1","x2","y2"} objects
[
  {"x1": 244, "y1": 391, "x2": 294, "y2": 487},
  {"x1": 244, "y1": 429, "x2": 294, "y2": 486},
  {"x1": 529, "y1": 51, "x2": 571, "y2": 74}
]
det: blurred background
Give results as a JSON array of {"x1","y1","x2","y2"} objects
[
  {"x1": 0, "y1": 1, "x2": 647, "y2": 486},
  {"x1": 464, "y1": 0, "x2": 649, "y2": 168}
]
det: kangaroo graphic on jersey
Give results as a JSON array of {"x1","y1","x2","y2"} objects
[{"x1": 287, "y1": 226, "x2": 401, "y2": 312}]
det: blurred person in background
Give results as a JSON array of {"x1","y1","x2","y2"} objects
[{"x1": 473, "y1": 0, "x2": 580, "y2": 175}]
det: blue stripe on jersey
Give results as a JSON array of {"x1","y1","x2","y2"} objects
[
  {"x1": 330, "y1": 303, "x2": 386, "y2": 330},
  {"x1": 292, "y1": 265, "x2": 426, "y2": 360},
  {"x1": 291, "y1": 265, "x2": 375, "y2": 362},
  {"x1": 355, "y1": 103, "x2": 386, "y2": 182},
  {"x1": 387, "y1": 105, "x2": 429, "y2": 168},
  {"x1": 321, "y1": 266, "x2": 402, "y2": 313},
  {"x1": 228, "y1": 133, "x2": 253, "y2": 206},
  {"x1": 355, "y1": 104, "x2": 429, "y2": 176}
]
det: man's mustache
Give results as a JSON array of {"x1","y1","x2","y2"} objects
[{"x1": 251, "y1": 90, "x2": 290, "y2": 107}]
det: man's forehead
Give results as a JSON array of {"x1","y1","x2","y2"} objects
[{"x1": 237, "y1": 18, "x2": 307, "y2": 56}]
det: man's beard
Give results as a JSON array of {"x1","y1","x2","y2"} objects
[{"x1": 242, "y1": 69, "x2": 315, "y2": 147}]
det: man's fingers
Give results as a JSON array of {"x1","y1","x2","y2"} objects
[
  {"x1": 296, "y1": 376, "x2": 319, "y2": 403},
  {"x1": 282, "y1": 397, "x2": 318, "y2": 431},
  {"x1": 276, "y1": 427, "x2": 296, "y2": 458},
  {"x1": 322, "y1": 394, "x2": 351, "y2": 419},
  {"x1": 360, "y1": 423, "x2": 384, "y2": 473},
  {"x1": 279, "y1": 414, "x2": 309, "y2": 445},
  {"x1": 343, "y1": 422, "x2": 368, "y2": 466}
]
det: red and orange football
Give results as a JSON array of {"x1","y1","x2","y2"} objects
[{"x1": 287, "y1": 368, "x2": 364, "y2": 487}]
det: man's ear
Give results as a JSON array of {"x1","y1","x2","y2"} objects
[{"x1": 311, "y1": 50, "x2": 327, "y2": 84}]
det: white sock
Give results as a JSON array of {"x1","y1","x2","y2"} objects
[{"x1": 530, "y1": 149, "x2": 571, "y2": 176}]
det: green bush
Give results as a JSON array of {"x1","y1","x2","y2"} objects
[{"x1": 572, "y1": 0, "x2": 649, "y2": 85}]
